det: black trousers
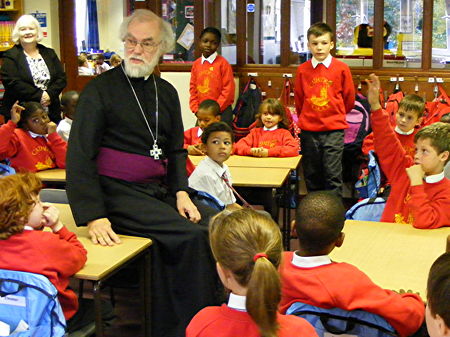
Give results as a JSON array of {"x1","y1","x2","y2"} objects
[
  {"x1": 220, "y1": 105, "x2": 234, "y2": 126},
  {"x1": 300, "y1": 129, "x2": 344, "y2": 196},
  {"x1": 100, "y1": 176, "x2": 220, "y2": 337}
]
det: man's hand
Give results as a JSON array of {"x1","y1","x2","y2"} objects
[
  {"x1": 10, "y1": 101, "x2": 25, "y2": 124},
  {"x1": 406, "y1": 164, "x2": 425, "y2": 186},
  {"x1": 87, "y1": 218, "x2": 121, "y2": 246},
  {"x1": 365, "y1": 73, "x2": 382, "y2": 111},
  {"x1": 187, "y1": 144, "x2": 204, "y2": 155},
  {"x1": 176, "y1": 191, "x2": 201, "y2": 223}
]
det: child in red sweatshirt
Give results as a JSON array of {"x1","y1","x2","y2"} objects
[
  {"x1": 0, "y1": 101, "x2": 67, "y2": 172},
  {"x1": 295, "y1": 23, "x2": 355, "y2": 196},
  {"x1": 190, "y1": 27, "x2": 235, "y2": 125},
  {"x1": 366, "y1": 74, "x2": 450, "y2": 229},
  {"x1": 234, "y1": 98, "x2": 299, "y2": 157},
  {"x1": 0, "y1": 172, "x2": 87, "y2": 329},
  {"x1": 279, "y1": 191, "x2": 425, "y2": 337}
]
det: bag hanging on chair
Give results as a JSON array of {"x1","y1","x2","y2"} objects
[{"x1": 279, "y1": 77, "x2": 301, "y2": 152}]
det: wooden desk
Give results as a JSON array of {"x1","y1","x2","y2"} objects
[
  {"x1": 189, "y1": 155, "x2": 302, "y2": 169},
  {"x1": 229, "y1": 167, "x2": 290, "y2": 187},
  {"x1": 329, "y1": 220, "x2": 450, "y2": 297},
  {"x1": 36, "y1": 168, "x2": 66, "y2": 183},
  {"x1": 56, "y1": 204, "x2": 152, "y2": 337}
]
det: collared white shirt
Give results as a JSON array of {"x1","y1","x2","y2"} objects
[
  {"x1": 28, "y1": 131, "x2": 46, "y2": 139},
  {"x1": 263, "y1": 125, "x2": 278, "y2": 131},
  {"x1": 394, "y1": 126, "x2": 415, "y2": 135},
  {"x1": 23, "y1": 226, "x2": 34, "y2": 231},
  {"x1": 291, "y1": 252, "x2": 332, "y2": 268},
  {"x1": 201, "y1": 52, "x2": 218, "y2": 64},
  {"x1": 228, "y1": 293, "x2": 247, "y2": 312},
  {"x1": 57, "y1": 117, "x2": 73, "y2": 142},
  {"x1": 197, "y1": 127, "x2": 203, "y2": 138},
  {"x1": 424, "y1": 171, "x2": 445, "y2": 183},
  {"x1": 311, "y1": 54, "x2": 332, "y2": 69},
  {"x1": 188, "y1": 156, "x2": 236, "y2": 205}
]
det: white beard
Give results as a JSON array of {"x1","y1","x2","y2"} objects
[{"x1": 124, "y1": 54, "x2": 160, "y2": 78}]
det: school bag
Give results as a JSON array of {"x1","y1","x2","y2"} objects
[
  {"x1": 385, "y1": 91, "x2": 404, "y2": 127},
  {"x1": 345, "y1": 196, "x2": 387, "y2": 221},
  {"x1": 0, "y1": 269, "x2": 66, "y2": 337},
  {"x1": 232, "y1": 77, "x2": 262, "y2": 141},
  {"x1": 355, "y1": 151, "x2": 382, "y2": 199},
  {"x1": 422, "y1": 84, "x2": 450, "y2": 126},
  {"x1": 287, "y1": 302, "x2": 397, "y2": 337},
  {"x1": 0, "y1": 160, "x2": 15, "y2": 177},
  {"x1": 279, "y1": 77, "x2": 301, "y2": 152},
  {"x1": 193, "y1": 190, "x2": 225, "y2": 211}
]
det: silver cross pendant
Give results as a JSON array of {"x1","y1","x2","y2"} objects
[{"x1": 150, "y1": 143, "x2": 162, "y2": 160}]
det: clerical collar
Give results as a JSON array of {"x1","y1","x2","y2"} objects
[
  {"x1": 201, "y1": 52, "x2": 218, "y2": 64},
  {"x1": 424, "y1": 172, "x2": 445, "y2": 183},
  {"x1": 263, "y1": 125, "x2": 278, "y2": 131},
  {"x1": 292, "y1": 252, "x2": 332, "y2": 268},
  {"x1": 28, "y1": 131, "x2": 46, "y2": 138},
  {"x1": 228, "y1": 293, "x2": 247, "y2": 312},
  {"x1": 197, "y1": 127, "x2": 203, "y2": 138},
  {"x1": 312, "y1": 54, "x2": 332, "y2": 68},
  {"x1": 394, "y1": 126, "x2": 415, "y2": 135}
]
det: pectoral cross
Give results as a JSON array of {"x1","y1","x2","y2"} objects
[{"x1": 150, "y1": 143, "x2": 162, "y2": 160}]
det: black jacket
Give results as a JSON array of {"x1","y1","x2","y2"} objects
[{"x1": 0, "y1": 43, "x2": 67, "y2": 123}]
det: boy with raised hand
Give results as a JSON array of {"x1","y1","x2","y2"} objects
[
  {"x1": 279, "y1": 191, "x2": 425, "y2": 337},
  {"x1": 294, "y1": 22, "x2": 355, "y2": 196},
  {"x1": 366, "y1": 74, "x2": 450, "y2": 228}
]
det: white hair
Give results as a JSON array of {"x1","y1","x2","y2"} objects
[
  {"x1": 119, "y1": 9, "x2": 175, "y2": 57},
  {"x1": 12, "y1": 15, "x2": 43, "y2": 44}
]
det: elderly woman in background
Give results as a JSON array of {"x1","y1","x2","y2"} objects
[{"x1": 0, "y1": 15, "x2": 66, "y2": 123}]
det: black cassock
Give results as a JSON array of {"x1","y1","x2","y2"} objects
[{"x1": 67, "y1": 66, "x2": 220, "y2": 337}]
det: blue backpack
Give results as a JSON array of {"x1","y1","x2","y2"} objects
[
  {"x1": 0, "y1": 269, "x2": 66, "y2": 336},
  {"x1": 0, "y1": 160, "x2": 15, "y2": 177},
  {"x1": 355, "y1": 150, "x2": 382, "y2": 199},
  {"x1": 345, "y1": 197, "x2": 387, "y2": 221},
  {"x1": 287, "y1": 302, "x2": 397, "y2": 337},
  {"x1": 193, "y1": 191, "x2": 225, "y2": 211}
]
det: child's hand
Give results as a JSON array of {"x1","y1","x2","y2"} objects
[
  {"x1": 187, "y1": 144, "x2": 204, "y2": 155},
  {"x1": 251, "y1": 147, "x2": 265, "y2": 157},
  {"x1": 41, "y1": 91, "x2": 51, "y2": 107},
  {"x1": 406, "y1": 164, "x2": 425, "y2": 186},
  {"x1": 42, "y1": 203, "x2": 63, "y2": 232},
  {"x1": 46, "y1": 122, "x2": 57, "y2": 134},
  {"x1": 260, "y1": 148, "x2": 269, "y2": 157},
  {"x1": 10, "y1": 101, "x2": 25, "y2": 124},
  {"x1": 365, "y1": 74, "x2": 382, "y2": 111}
]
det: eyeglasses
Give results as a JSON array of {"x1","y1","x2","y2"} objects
[{"x1": 124, "y1": 38, "x2": 161, "y2": 52}]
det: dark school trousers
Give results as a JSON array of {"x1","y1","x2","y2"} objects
[
  {"x1": 99, "y1": 176, "x2": 221, "y2": 337},
  {"x1": 300, "y1": 129, "x2": 344, "y2": 196}
]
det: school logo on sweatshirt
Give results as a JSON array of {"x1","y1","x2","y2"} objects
[
  {"x1": 197, "y1": 69, "x2": 213, "y2": 94},
  {"x1": 307, "y1": 77, "x2": 333, "y2": 112}
]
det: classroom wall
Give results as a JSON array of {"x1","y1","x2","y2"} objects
[
  {"x1": 97, "y1": 0, "x2": 125, "y2": 56},
  {"x1": 24, "y1": 0, "x2": 60, "y2": 57},
  {"x1": 161, "y1": 72, "x2": 239, "y2": 130}
]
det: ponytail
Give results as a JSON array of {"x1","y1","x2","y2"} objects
[{"x1": 209, "y1": 209, "x2": 283, "y2": 337}]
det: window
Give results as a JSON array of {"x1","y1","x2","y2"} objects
[
  {"x1": 432, "y1": 0, "x2": 450, "y2": 68},
  {"x1": 290, "y1": 0, "x2": 311, "y2": 64}
]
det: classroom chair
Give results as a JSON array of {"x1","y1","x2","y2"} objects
[
  {"x1": 40, "y1": 188, "x2": 69, "y2": 204},
  {"x1": 286, "y1": 302, "x2": 397, "y2": 337}
]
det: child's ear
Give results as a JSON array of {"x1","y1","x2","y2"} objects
[
  {"x1": 439, "y1": 150, "x2": 449, "y2": 164},
  {"x1": 215, "y1": 115, "x2": 221, "y2": 122},
  {"x1": 335, "y1": 232, "x2": 345, "y2": 248},
  {"x1": 200, "y1": 143, "x2": 207, "y2": 154},
  {"x1": 436, "y1": 314, "x2": 450, "y2": 336}
]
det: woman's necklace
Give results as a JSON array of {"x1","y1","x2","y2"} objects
[{"x1": 122, "y1": 64, "x2": 162, "y2": 160}]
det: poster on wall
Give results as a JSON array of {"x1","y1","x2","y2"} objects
[
  {"x1": 177, "y1": 23, "x2": 194, "y2": 50},
  {"x1": 30, "y1": 11, "x2": 48, "y2": 38}
]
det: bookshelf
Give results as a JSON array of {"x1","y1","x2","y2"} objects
[{"x1": 0, "y1": 0, "x2": 23, "y2": 51}]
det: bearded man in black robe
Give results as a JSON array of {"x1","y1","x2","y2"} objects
[{"x1": 67, "y1": 9, "x2": 219, "y2": 337}]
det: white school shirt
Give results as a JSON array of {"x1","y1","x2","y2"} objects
[
  {"x1": 188, "y1": 156, "x2": 236, "y2": 205},
  {"x1": 57, "y1": 117, "x2": 72, "y2": 142}
]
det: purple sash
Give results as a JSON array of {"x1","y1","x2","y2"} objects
[{"x1": 96, "y1": 147, "x2": 167, "y2": 184}]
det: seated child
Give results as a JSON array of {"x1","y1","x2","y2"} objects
[
  {"x1": 366, "y1": 74, "x2": 450, "y2": 228},
  {"x1": 426, "y1": 252, "x2": 450, "y2": 337},
  {"x1": 187, "y1": 209, "x2": 318, "y2": 337},
  {"x1": 57, "y1": 91, "x2": 79, "y2": 142},
  {"x1": 78, "y1": 55, "x2": 93, "y2": 76},
  {"x1": 95, "y1": 54, "x2": 111, "y2": 75},
  {"x1": 234, "y1": 98, "x2": 299, "y2": 157},
  {"x1": 184, "y1": 99, "x2": 221, "y2": 155},
  {"x1": 0, "y1": 172, "x2": 87, "y2": 330},
  {"x1": 441, "y1": 113, "x2": 450, "y2": 179},
  {"x1": 279, "y1": 191, "x2": 425, "y2": 337},
  {"x1": 189, "y1": 122, "x2": 241, "y2": 210},
  {"x1": 109, "y1": 54, "x2": 122, "y2": 68},
  {"x1": 0, "y1": 101, "x2": 67, "y2": 172},
  {"x1": 362, "y1": 94, "x2": 424, "y2": 160}
]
